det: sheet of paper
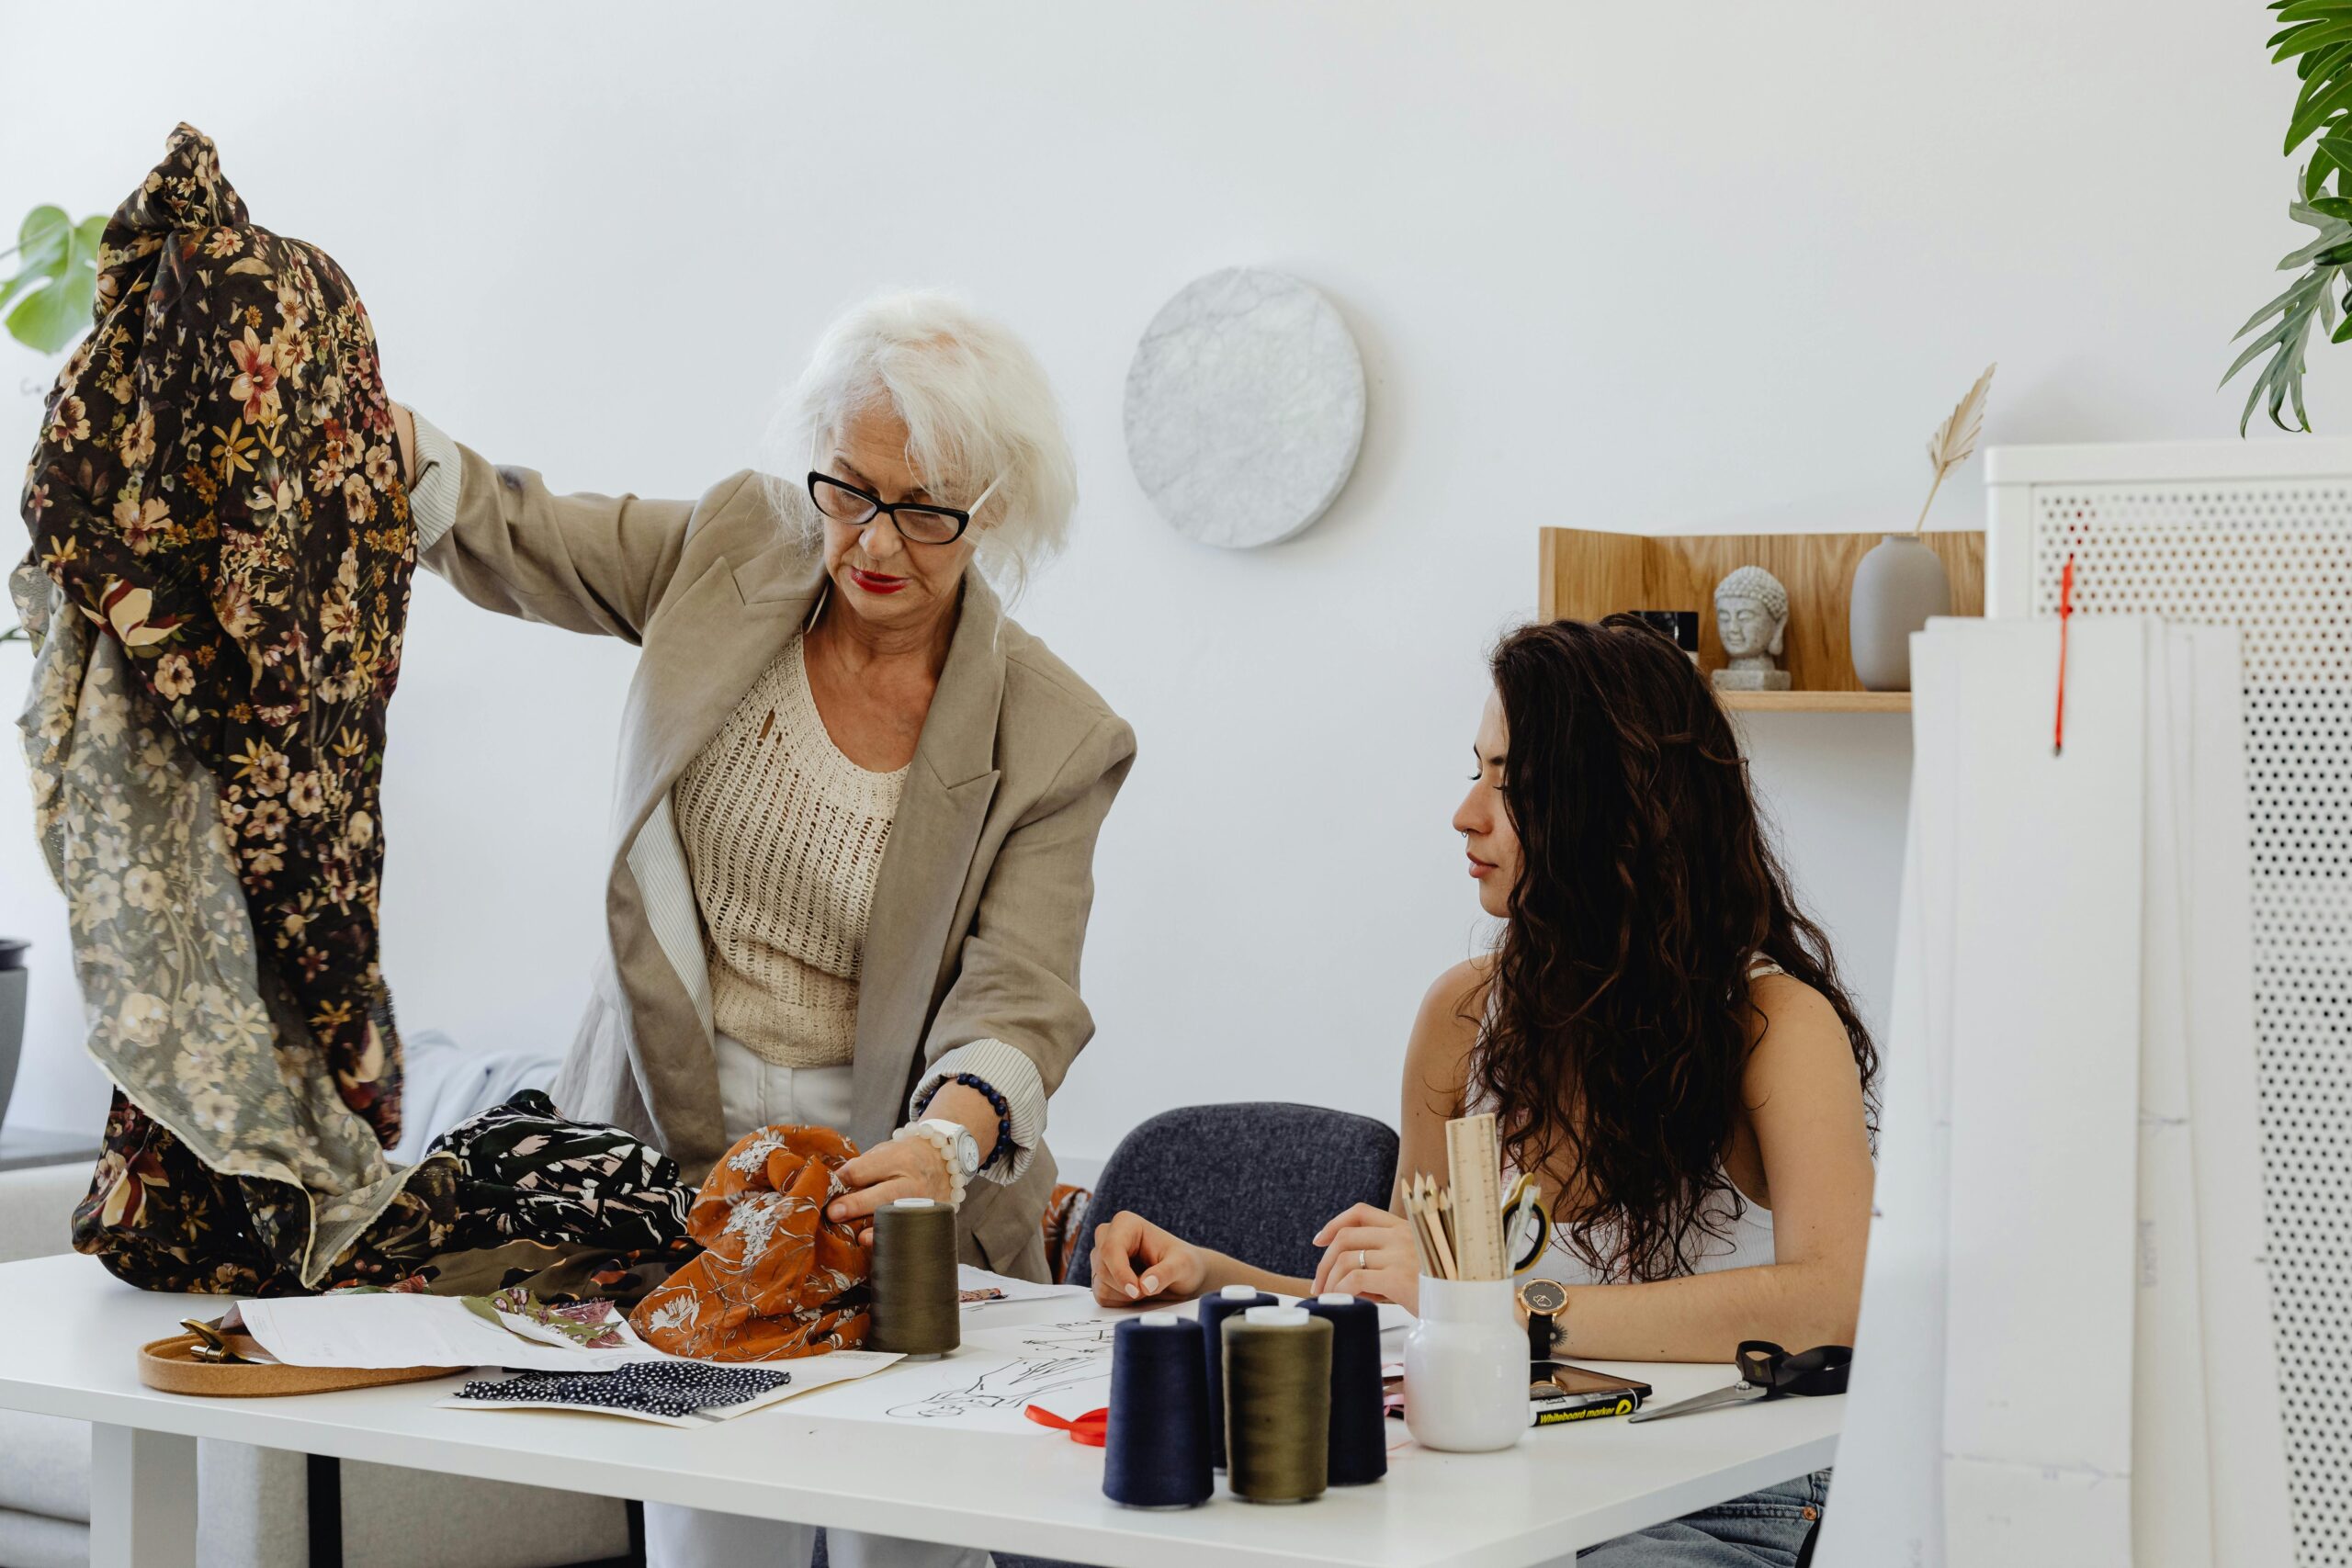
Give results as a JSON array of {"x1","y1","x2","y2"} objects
[
  {"x1": 1941, "y1": 618, "x2": 2144, "y2": 1567},
  {"x1": 786, "y1": 1316, "x2": 1118, "y2": 1433},
  {"x1": 957, "y1": 1264, "x2": 1090, "y2": 1310},
  {"x1": 1813, "y1": 623, "x2": 1962, "y2": 1568},
  {"x1": 238, "y1": 1293, "x2": 671, "y2": 1373},
  {"x1": 2132, "y1": 627, "x2": 2216, "y2": 1568}
]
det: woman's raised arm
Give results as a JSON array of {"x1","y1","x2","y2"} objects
[{"x1": 393, "y1": 403, "x2": 752, "y2": 644}]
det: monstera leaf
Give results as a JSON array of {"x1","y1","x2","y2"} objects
[{"x1": 0, "y1": 205, "x2": 106, "y2": 355}]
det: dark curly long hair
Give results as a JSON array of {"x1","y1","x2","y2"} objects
[{"x1": 1469, "y1": 615, "x2": 1877, "y2": 1283}]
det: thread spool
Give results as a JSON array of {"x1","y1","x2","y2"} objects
[
  {"x1": 1199, "y1": 1285, "x2": 1277, "y2": 1469},
  {"x1": 1102, "y1": 1311, "x2": 1213, "y2": 1509},
  {"x1": 1222, "y1": 1305, "x2": 1332, "y2": 1505},
  {"x1": 1304, "y1": 1292, "x2": 1387, "y2": 1485},
  {"x1": 868, "y1": 1198, "x2": 959, "y2": 1359}
]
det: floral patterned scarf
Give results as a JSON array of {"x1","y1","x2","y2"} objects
[
  {"x1": 21, "y1": 123, "x2": 412, "y2": 1151},
  {"x1": 629, "y1": 1125, "x2": 871, "y2": 1361},
  {"x1": 13, "y1": 124, "x2": 416, "y2": 1290}
]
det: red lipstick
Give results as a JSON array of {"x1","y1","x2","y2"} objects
[{"x1": 849, "y1": 568, "x2": 908, "y2": 595}]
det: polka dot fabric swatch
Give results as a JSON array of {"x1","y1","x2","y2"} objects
[{"x1": 455, "y1": 1360, "x2": 795, "y2": 1423}]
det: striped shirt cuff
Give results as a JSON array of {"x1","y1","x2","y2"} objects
[
  {"x1": 407, "y1": 410, "x2": 462, "y2": 552},
  {"x1": 911, "y1": 1038, "x2": 1046, "y2": 1186}
]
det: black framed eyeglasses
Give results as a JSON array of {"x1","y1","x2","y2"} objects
[{"x1": 806, "y1": 471, "x2": 1001, "y2": 547}]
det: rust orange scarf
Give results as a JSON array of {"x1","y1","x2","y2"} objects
[{"x1": 628, "y1": 1125, "x2": 870, "y2": 1360}]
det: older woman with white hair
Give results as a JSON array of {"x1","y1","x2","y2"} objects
[{"x1": 391, "y1": 291, "x2": 1132, "y2": 1568}]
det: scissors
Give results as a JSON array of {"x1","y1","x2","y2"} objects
[{"x1": 1624, "y1": 1340, "x2": 1852, "y2": 1424}]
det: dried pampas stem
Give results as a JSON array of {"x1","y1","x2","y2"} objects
[{"x1": 1912, "y1": 362, "x2": 1996, "y2": 536}]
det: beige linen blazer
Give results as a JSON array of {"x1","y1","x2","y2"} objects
[{"x1": 423, "y1": 446, "x2": 1136, "y2": 1279}]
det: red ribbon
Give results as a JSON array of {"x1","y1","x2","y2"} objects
[
  {"x1": 1024, "y1": 1403, "x2": 1110, "y2": 1447},
  {"x1": 2054, "y1": 553, "x2": 2076, "y2": 757}
]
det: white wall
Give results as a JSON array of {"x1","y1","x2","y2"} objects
[{"x1": 0, "y1": 2, "x2": 2318, "y2": 1160}]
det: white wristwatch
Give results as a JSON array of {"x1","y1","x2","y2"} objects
[{"x1": 897, "y1": 1118, "x2": 980, "y2": 1207}]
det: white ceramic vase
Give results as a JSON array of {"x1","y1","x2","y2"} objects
[
  {"x1": 1849, "y1": 535, "x2": 1952, "y2": 692},
  {"x1": 1404, "y1": 1277, "x2": 1526, "y2": 1452}
]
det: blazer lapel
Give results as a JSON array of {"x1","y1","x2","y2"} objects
[
  {"x1": 602, "y1": 537, "x2": 823, "y2": 1170},
  {"x1": 610, "y1": 545, "x2": 826, "y2": 835},
  {"x1": 850, "y1": 572, "x2": 1007, "y2": 1146}
]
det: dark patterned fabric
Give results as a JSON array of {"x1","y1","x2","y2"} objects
[
  {"x1": 455, "y1": 1361, "x2": 794, "y2": 1420},
  {"x1": 1062, "y1": 1103, "x2": 1398, "y2": 1288},
  {"x1": 67, "y1": 1090, "x2": 695, "y2": 1301},
  {"x1": 23, "y1": 123, "x2": 413, "y2": 1150},
  {"x1": 425, "y1": 1089, "x2": 696, "y2": 1257},
  {"x1": 72, "y1": 1097, "x2": 462, "y2": 1297}
]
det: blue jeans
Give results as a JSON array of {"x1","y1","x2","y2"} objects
[{"x1": 1576, "y1": 1470, "x2": 1829, "y2": 1566}]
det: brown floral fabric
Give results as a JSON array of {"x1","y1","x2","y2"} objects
[
  {"x1": 21, "y1": 123, "x2": 413, "y2": 1150},
  {"x1": 70, "y1": 1095, "x2": 459, "y2": 1296},
  {"x1": 629, "y1": 1125, "x2": 870, "y2": 1361},
  {"x1": 15, "y1": 557, "x2": 430, "y2": 1292}
]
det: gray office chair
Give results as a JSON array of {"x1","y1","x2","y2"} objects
[
  {"x1": 814, "y1": 1102, "x2": 1401, "y2": 1568},
  {"x1": 1065, "y1": 1101, "x2": 1402, "y2": 1288}
]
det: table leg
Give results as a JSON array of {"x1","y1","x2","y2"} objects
[{"x1": 88, "y1": 1423, "x2": 197, "y2": 1568}]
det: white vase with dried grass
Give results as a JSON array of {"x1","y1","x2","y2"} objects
[{"x1": 1850, "y1": 364, "x2": 1996, "y2": 692}]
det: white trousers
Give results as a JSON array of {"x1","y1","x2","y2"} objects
[{"x1": 646, "y1": 1036, "x2": 990, "y2": 1568}]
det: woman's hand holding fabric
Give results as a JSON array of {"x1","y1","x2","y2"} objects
[
  {"x1": 1310, "y1": 1203, "x2": 1421, "y2": 1313},
  {"x1": 829, "y1": 1135, "x2": 956, "y2": 1231},
  {"x1": 1089, "y1": 1211, "x2": 1209, "y2": 1305}
]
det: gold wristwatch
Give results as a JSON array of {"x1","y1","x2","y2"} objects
[{"x1": 1518, "y1": 1277, "x2": 1568, "y2": 1365}]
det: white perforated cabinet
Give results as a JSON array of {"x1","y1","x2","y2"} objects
[{"x1": 1988, "y1": 440, "x2": 2352, "y2": 1566}]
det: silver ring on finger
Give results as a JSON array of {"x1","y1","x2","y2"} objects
[{"x1": 1358, "y1": 1248, "x2": 1367, "y2": 1272}]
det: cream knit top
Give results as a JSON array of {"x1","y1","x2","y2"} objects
[{"x1": 673, "y1": 632, "x2": 909, "y2": 1068}]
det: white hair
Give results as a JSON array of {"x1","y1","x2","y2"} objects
[{"x1": 764, "y1": 290, "x2": 1077, "y2": 601}]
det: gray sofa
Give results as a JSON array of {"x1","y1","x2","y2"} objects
[{"x1": 0, "y1": 1160, "x2": 637, "y2": 1568}]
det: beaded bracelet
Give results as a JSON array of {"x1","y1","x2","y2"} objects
[{"x1": 917, "y1": 1072, "x2": 1016, "y2": 1171}]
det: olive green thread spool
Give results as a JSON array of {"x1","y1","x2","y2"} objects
[
  {"x1": 868, "y1": 1197, "x2": 959, "y2": 1359},
  {"x1": 1222, "y1": 1305, "x2": 1332, "y2": 1505}
]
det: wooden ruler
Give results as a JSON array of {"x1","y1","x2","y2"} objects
[{"x1": 1444, "y1": 1112, "x2": 1506, "y2": 1280}]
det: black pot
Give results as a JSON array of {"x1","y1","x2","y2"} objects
[{"x1": 0, "y1": 940, "x2": 26, "y2": 1134}]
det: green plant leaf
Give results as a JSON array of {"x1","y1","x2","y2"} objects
[
  {"x1": 0, "y1": 202, "x2": 104, "y2": 355},
  {"x1": 2301, "y1": 38, "x2": 2352, "y2": 83},
  {"x1": 2275, "y1": 0, "x2": 2352, "y2": 25},
  {"x1": 16, "y1": 206, "x2": 68, "y2": 270},
  {"x1": 2238, "y1": 276, "x2": 2311, "y2": 337},
  {"x1": 2290, "y1": 76, "x2": 2352, "y2": 152},
  {"x1": 7, "y1": 276, "x2": 85, "y2": 354},
  {"x1": 2278, "y1": 17, "x2": 2352, "y2": 59}
]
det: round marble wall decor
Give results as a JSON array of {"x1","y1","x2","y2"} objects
[{"x1": 1123, "y1": 267, "x2": 1365, "y2": 549}]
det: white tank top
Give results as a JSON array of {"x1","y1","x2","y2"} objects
[{"x1": 1481, "y1": 957, "x2": 1782, "y2": 1286}]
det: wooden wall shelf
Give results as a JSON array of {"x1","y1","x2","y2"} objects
[
  {"x1": 1538, "y1": 525, "x2": 1985, "y2": 708},
  {"x1": 1716, "y1": 690, "x2": 1912, "y2": 713}
]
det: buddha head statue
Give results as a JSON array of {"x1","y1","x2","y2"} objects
[{"x1": 1713, "y1": 565, "x2": 1789, "y2": 668}]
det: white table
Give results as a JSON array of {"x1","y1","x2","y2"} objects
[{"x1": 0, "y1": 1253, "x2": 1839, "y2": 1568}]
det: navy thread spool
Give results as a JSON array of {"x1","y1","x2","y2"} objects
[
  {"x1": 1305, "y1": 1292, "x2": 1388, "y2": 1485},
  {"x1": 1200, "y1": 1285, "x2": 1277, "y2": 1469},
  {"x1": 1102, "y1": 1312, "x2": 1213, "y2": 1509}
]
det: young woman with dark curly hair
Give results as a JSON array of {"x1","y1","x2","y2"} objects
[{"x1": 1089, "y1": 615, "x2": 1877, "y2": 1562}]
